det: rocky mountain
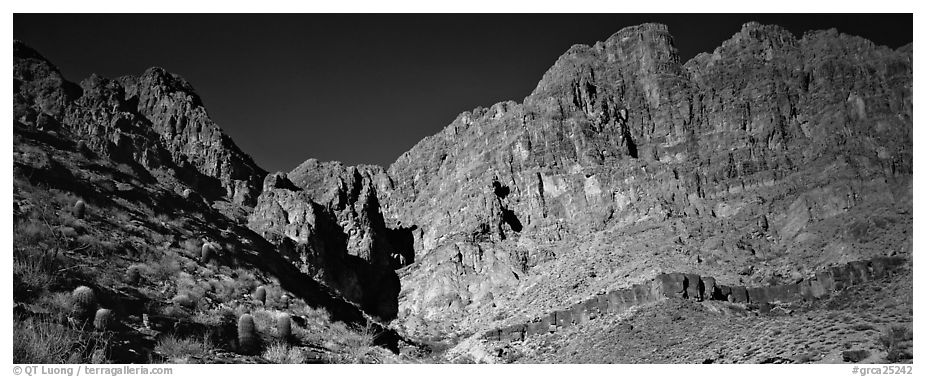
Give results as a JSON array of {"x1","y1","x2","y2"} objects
[
  {"x1": 14, "y1": 41, "x2": 267, "y2": 207},
  {"x1": 251, "y1": 22, "x2": 911, "y2": 338},
  {"x1": 12, "y1": 20, "x2": 913, "y2": 364}
]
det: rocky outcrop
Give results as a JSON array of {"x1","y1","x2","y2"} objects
[
  {"x1": 247, "y1": 171, "x2": 400, "y2": 320},
  {"x1": 376, "y1": 22, "x2": 912, "y2": 333},
  {"x1": 482, "y1": 256, "x2": 905, "y2": 342},
  {"x1": 13, "y1": 41, "x2": 266, "y2": 206},
  {"x1": 287, "y1": 159, "x2": 413, "y2": 267}
]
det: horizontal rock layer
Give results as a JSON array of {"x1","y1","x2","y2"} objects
[{"x1": 481, "y1": 256, "x2": 905, "y2": 342}]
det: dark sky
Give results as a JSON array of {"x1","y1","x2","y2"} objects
[{"x1": 13, "y1": 14, "x2": 912, "y2": 172}]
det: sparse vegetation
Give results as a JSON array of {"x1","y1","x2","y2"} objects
[
  {"x1": 14, "y1": 315, "x2": 111, "y2": 363},
  {"x1": 171, "y1": 293, "x2": 196, "y2": 310},
  {"x1": 878, "y1": 325, "x2": 913, "y2": 362},
  {"x1": 262, "y1": 342, "x2": 306, "y2": 364},
  {"x1": 154, "y1": 334, "x2": 214, "y2": 361}
]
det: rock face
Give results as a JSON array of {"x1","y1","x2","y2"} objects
[
  {"x1": 373, "y1": 23, "x2": 912, "y2": 334},
  {"x1": 482, "y1": 256, "x2": 906, "y2": 343},
  {"x1": 13, "y1": 20, "x2": 912, "y2": 338},
  {"x1": 247, "y1": 169, "x2": 401, "y2": 320},
  {"x1": 13, "y1": 41, "x2": 266, "y2": 206}
]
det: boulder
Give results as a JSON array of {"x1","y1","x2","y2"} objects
[
  {"x1": 526, "y1": 316, "x2": 552, "y2": 336},
  {"x1": 702, "y1": 276, "x2": 718, "y2": 300},
  {"x1": 809, "y1": 271, "x2": 835, "y2": 298},
  {"x1": 729, "y1": 286, "x2": 749, "y2": 303},
  {"x1": 717, "y1": 285, "x2": 733, "y2": 301},
  {"x1": 502, "y1": 324, "x2": 526, "y2": 342},
  {"x1": 656, "y1": 273, "x2": 687, "y2": 299},
  {"x1": 632, "y1": 283, "x2": 654, "y2": 304},
  {"x1": 747, "y1": 287, "x2": 769, "y2": 304},
  {"x1": 684, "y1": 273, "x2": 703, "y2": 300},
  {"x1": 828, "y1": 265, "x2": 851, "y2": 290},
  {"x1": 553, "y1": 309, "x2": 573, "y2": 328},
  {"x1": 869, "y1": 257, "x2": 904, "y2": 277},
  {"x1": 595, "y1": 293, "x2": 610, "y2": 314},
  {"x1": 571, "y1": 302, "x2": 589, "y2": 325},
  {"x1": 847, "y1": 260, "x2": 871, "y2": 284},
  {"x1": 585, "y1": 297, "x2": 602, "y2": 319}
]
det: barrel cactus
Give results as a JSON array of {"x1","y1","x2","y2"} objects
[
  {"x1": 201, "y1": 242, "x2": 216, "y2": 264},
  {"x1": 93, "y1": 308, "x2": 113, "y2": 330},
  {"x1": 237, "y1": 314, "x2": 258, "y2": 355},
  {"x1": 73, "y1": 200, "x2": 86, "y2": 219},
  {"x1": 254, "y1": 286, "x2": 266, "y2": 305},
  {"x1": 277, "y1": 313, "x2": 292, "y2": 341},
  {"x1": 71, "y1": 285, "x2": 97, "y2": 321}
]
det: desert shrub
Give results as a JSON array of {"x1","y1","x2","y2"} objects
[
  {"x1": 793, "y1": 353, "x2": 814, "y2": 363},
  {"x1": 14, "y1": 218, "x2": 53, "y2": 246},
  {"x1": 154, "y1": 334, "x2": 213, "y2": 360},
  {"x1": 125, "y1": 263, "x2": 151, "y2": 285},
  {"x1": 228, "y1": 268, "x2": 260, "y2": 298},
  {"x1": 842, "y1": 349, "x2": 870, "y2": 362},
  {"x1": 148, "y1": 253, "x2": 182, "y2": 282},
  {"x1": 34, "y1": 291, "x2": 74, "y2": 323},
  {"x1": 192, "y1": 307, "x2": 237, "y2": 328},
  {"x1": 278, "y1": 294, "x2": 291, "y2": 309},
  {"x1": 180, "y1": 239, "x2": 201, "y2": 258},
  {"x1": 159, "y1": 305, "x2": 191, "y2": 321},
  {"x1": 171, "y1": 293, "x2": 196, "y2": 310},
  {"x1": 262, "y1": 342, "x2": 306, "y2": 364},
  {"x1": 878, "y1": 325, "x2": 913, "y2": 362},
  {"x1": 13, "y1": 247, "x2": 67, "y2": 300},
  {"x1": 14, "y1": 315, "x2": 111, "y2": 363},
  {"x1": 249, "y1": 308, "x2": 277, "y2": 334}
]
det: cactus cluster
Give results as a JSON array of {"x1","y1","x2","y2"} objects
[
  {"x1": 73, "y1": 200, "x2": 86, "y2": 219},
  {"x1": 71, "y1": 285, "x2": 97, "y2": 321},
  {"x1": 277, "y1": 313, "x2": 292, "y2": 341},
  {"x1": 93, "y1": 308, "x2": 113, "y2": 331},
  {"x1": 237, "y1": 314, "x2": 258, "y2": 355},
  {"x1": 254, "y1": 286, "x2": 266, "y2": 305}
]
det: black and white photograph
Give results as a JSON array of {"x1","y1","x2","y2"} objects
[{"x1": 9, "y1": 7, "x2": 916, "y2": 369}]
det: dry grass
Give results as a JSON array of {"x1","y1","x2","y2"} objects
[
  {"x1": 154, "y1": 334, "x2": 214, "y2": 360},
  {"x1": 262, "y1": 342, "x2": 306, "y2": 364},
  {"x1": 13, "y1": 315, "x2": 111, "y2": 364}
]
